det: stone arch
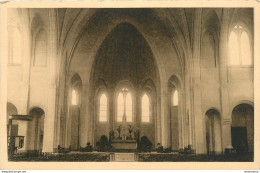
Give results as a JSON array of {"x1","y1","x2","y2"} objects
[
  {"x1": 7, "y1": 18, "x2": 23, "y2": 65},
  {"x1": 114, "y1": 80, "x2": 136, "y2": 123},
  {"x1": 30, "y1": 12, "x2": 45, "y2": 35},
  {"x1": 140, "y1": 78, "x2": 157, "y2": 145},
  {"x1": 63, "y1": 9, "x2": 183, "y2": 147},
  {"x1": 6, "y1": 102, "x2": 18, "y2": 137},
  {"x1": 201, "y1": 9, "x2": 220, "y2": 68},
  {"x1": 229, "y1": 8, "x2": 253, "y2": 57},
  {"x1": 230, "y1": 100, "x2": 254, "y2": 113},
  {"x1": 142, "y1": 78, "x2": 156, "y2": 92},
  {"x1": 205, "y1": 109, "x2": 222, "y2": 154},
  {"x1": 230, "y1": 9, "x2": 253, "y2": 35},
  {"x1": 26, "y1": 107, "x2": 45, "y2": 153},
  {"x1": 7, "y1": 102, "x2": 18, "y2": 118},
  {"x1": 67, "y1": 9, "x2": 183, "y2": 88},
  {"x1": 66, "y1": 73, "x2": 83, "y2": 150},
  {"x1": 94, "y1": 84, "x2": 110, "y2": 144},
  {"x1": 231, "y1": 103, "x2": 254, "y2": 153},
  {"x1": 33, "y1": 29, "x2": 47, "y2": 66},
  {"x1": 167, "y1": 74, "x2": 183, "y2": 150}
]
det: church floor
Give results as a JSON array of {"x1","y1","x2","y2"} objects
[{"x1": 8, "y1": 152, "x2": 253, "y2": 162}]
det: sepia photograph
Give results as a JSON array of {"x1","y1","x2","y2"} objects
[{"x1": 0, "y1": 1, "x2": 259, "y2": 170}]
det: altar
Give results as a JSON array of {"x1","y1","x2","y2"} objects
[{"x1": 111, "y1": 140, "x2": 137, "y2": 152}]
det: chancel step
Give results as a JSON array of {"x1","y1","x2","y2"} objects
[{"x1": 110, "y1": 153, "x2": 137, "y2": 162}]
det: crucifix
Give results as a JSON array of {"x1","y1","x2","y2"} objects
[
  {"x1": 121, "y1": 87, "x2": 128, "y2": 140},
  {"x1": 122, "y1": 87, "x2": 128, "y2": 122}
]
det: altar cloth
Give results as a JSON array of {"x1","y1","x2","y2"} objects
[{"x1": 111, "y1": 140, "x2": 137, "y2": 150}]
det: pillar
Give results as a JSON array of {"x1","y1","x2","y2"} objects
[
  {"x1": 161, "y1": 81, "x2": 168, "y2": 147},
  {"x1": 219, "y1": 9, "x2": 233, "y2": 151},
  {"x1": 43, "y1": 9, "x2": 58, "y2": 153},
  {"x1": 192, "y1": 8, "x2": 205, "y2": 154}
]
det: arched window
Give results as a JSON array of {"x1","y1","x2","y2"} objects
[
  {"x1": 229, "y1": 25, "x2": 252, "y2": 66},
  {"x1": 241, "y1": 31, "x2": 252, "y2": 65},
  {"x1": 99, "y1": 94, "x2": 108, "y2": 122},
  {"x1": 72, "y1": 89, "x2": 77, "y2": 105},
  {"x1": 117, "y1": 88, "x2": 133, "y2": 122},
  {"x1": 229, "y1": 31, "x2": 239, "y2": 65},
  {"x1": 141, "y1": 94, "x2": 150, "y2": 122},
  {"x1": 34, "y1": 30, "x2": 47, "y2": 66},
  {"x1": 172, "y1": 90, "x2": 178, "y2": 106},
  {"x1": 8, "y1": 26, "x2": 22, "y2": 65}
]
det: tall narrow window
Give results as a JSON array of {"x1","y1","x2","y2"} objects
[
  {"x1": 8, "y1": 26, "x2": 22, "y2": 65},
  {"x1": 142, "y1": 94, "x2": 150, "y2": 122},
  {"x1": 13, "y1": 28, "x2": 22, "y2": 64},
  {"x1": 72, "y1": 90, "x2": 77, "y2": 105},
  {"x1": 229, "y1": 31, "x2": 239, "y2": 65},
  {"x1": 241, "y1": 31, "x2": 252, "y2": 65},
  {"x1": 34, "y1": 30, "x2": 47, "y2": 66},
  {"x1": 125, "y1": 93, "x2": 133, "y2": 122},
  {"x1": 229, "y1": 25, "x2": 252, "y2": 66},
  {"x1": 117, "y1": 88, "x2": 133, "y2": 122},
  {"x1": 99, "y1": 94, "x2": 107, "y2": 122},
  {"x1": 172, "y1": 90, "x2": 178, "y2": 106},
  {"x1": 117, "y1": 93, "x2": 124, "y2": 122}
]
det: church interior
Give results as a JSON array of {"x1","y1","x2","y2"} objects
[{"x1": 5, "y1": 8, "x2": 254, "y2": 161}]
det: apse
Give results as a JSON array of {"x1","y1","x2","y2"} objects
[
  {"x1": 92, "y1": 22, "x2": 159, "y2": 87},
  {"x1": 91, "y1": 22, "x2": 160, "y2": 145}
]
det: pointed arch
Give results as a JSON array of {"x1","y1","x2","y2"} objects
[
  {"x1": 228, "y1": 25, "x2": 252, "y2": 66},
  {"x1": 168, "y1": 74, "x2": 182, "y2": 150},
  {"x1": 241, "y1": 31, "x2": 252, "y2": 65},
  {"x1": 229, "y1": 31, "x2": 239, "y2": 65},
  {"x1": 67, "y1": 73, "x2": 83, "y2": 151},
  {"x1": 27, "y1": 107, "x2": 45, "y2": 152},
  {"x1": 231, "y1": 103, "x2": 254, "y2": 153},
  {"x1": 116, "y1": 90, "x2": 133, "y2": 123},
  {"x1": 70, "y1": 73, "x2": 82, "y2": 106},
  {"x1": 8, "y1": 25, "x2": 22, "y2": 65},
  {"x1": 34, "y1": 29, "x2": 47, "y2": 66},
  {"x1": 205, "y1": 109, "x2": 222, "y2": 154}
]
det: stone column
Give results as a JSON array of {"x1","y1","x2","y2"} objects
[
  {"x1": 183, "y1": 53, "x2": 192, "y2": 148},
  {"x1": 109, "y1": 87, "x2": 114, "y2": 132},
  {"x1": 135, "y1": 87, "x2": 141, "y2": 132},
  {"x1": 161, "y1": 81, "x2": 168, "y2": 147},
  {"x1": 156, "y1": 89, "x2": 162, "y2": 145},
  {"x1": 20, "y1": 10, "x2": 31, "y2": 111},
  {"x1": 178, "y1": 89, "x2": 184, "y2": 149},
  {"x1": 84, "y1": 83, "x2": 92, "y2": 145},
  {"x1": 191, "y1": 9, "x2": 205, "y2": 154},
  {"x1": 42, "y1": 9, "x2": 58, "y2": 153},
  {"x1": 219, "y1": 9, "x2": 233, "y2": 152},
  {"x1": 79, "y1": 83, "x2": 88, "y2": 147},
  {"x1": 166, "y1": 87, "x2": 171, "y2": 148}
]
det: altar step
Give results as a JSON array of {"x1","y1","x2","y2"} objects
[{"x1": 110, "y1": 153, "x2": 137, "y2": 162}]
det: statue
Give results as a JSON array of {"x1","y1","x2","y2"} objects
[
  {"x1": 109, "y1": 130, "x2": 115, "y2": 141},
  {"x1": 117, "y1": 125, "x2": 121, "y2": 139},
  {"x1": 128, "y1": 125, "x2": 133, "y2": 139},
  {"x1": 121, "y1": 114, "x2": 128, "y2": 140},
  {"x1": 134, "y1": 129, "x2": 140, "y2": 140}
]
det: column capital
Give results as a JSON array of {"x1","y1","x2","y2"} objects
[{"x1": 223, "y1": 118, "x2": 231, "y2": 123}]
